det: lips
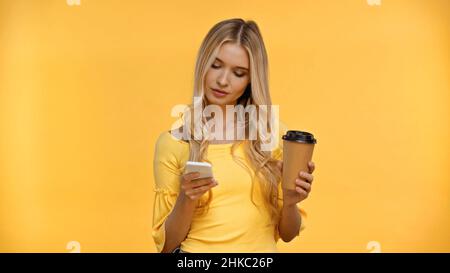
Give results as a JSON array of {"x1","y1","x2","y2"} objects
[
  {"x1": 211, "y1": 88, "x2": 228, "y2": 94},
  {"x1": 211, "y1": 88, "x2": 229, "y2": 98}
]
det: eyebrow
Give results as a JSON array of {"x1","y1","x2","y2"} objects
[{"x1": 215, "y1": 57, "x2": 249, "y2": 71}]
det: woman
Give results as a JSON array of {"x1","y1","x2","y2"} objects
[{"x1": 152, "y1": 18, "x2": 315, "y2": 253}]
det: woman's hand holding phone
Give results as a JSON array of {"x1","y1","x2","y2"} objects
[{"x1": 180, "y1": 172, "x2": 218, "y2": 201}]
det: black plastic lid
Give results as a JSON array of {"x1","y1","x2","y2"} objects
[{"x1": 282, "y1": 130, "x2": 317, "y2": 144}]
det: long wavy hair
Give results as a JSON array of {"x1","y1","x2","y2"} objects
[{"x1": 182, "y1": 18, "x2": 281, "y2": 225}]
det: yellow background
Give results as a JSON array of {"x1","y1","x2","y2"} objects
[{"x1": 0, "y1": 0, "x2": 448, "y2": 252}]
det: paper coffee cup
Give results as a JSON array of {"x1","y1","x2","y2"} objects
[{"x1": 282, "y1": 130, "x2": 317, "y2": 190}]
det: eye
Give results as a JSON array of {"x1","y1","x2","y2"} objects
[
  {"x1": 234, "y1": 72, "x2": 246, "y2": 78},
  {"x1": 211, "y1": 63, "x2": 221, "y2": 69}
]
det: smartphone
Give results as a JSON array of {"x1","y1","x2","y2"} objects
[{"x1": 184, "y1": 161, "x2": 213, "y2": 180}]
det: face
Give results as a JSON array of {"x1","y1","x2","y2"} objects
[{"x1": 204, "y1": 42, "x2": 250, "y2": 108}]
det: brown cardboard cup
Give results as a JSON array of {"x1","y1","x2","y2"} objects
[{"x1": 282, "y1": 130, "x2": 317, "y2": 191}]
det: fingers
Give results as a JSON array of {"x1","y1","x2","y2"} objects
[
  {"x1": 185, "y1": 181, "x2": 217, "y2": 197},
  {"x1": 298, "y1": 171, "x2": 314, "y2": 184},
  {"x1": 181, "y1": 173, "x2": 218, "y2": 200},
  {"x1": 295, "y1": 179, "x2": 311, "y2": 193},
  {"x1": 190, "y1": 177, "x2": 217, "y2": 188},
  {"x1": 183, "y1": 172, "x2": 201, "y2": 182},
  {"x1": 191, "y1": 178, "x2": 218, "y2": 191},
  {"x1": 181, "y1": 176, "x2": 217, "y2": 191},
  {"x1": 308, "y1": 161, "x2": 315, "y2": 173},
  {"x1": 295, "y1": 185, "x2": 309, "y2": 197},
  {"x1": 293, "y1": 164, "x2": 315, "y2": 198}
]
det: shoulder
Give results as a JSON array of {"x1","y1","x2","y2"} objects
[
  {"x1": 154, "y1": 129, "x2": 189, "y2": 160},
  {"x1": 156, "y1": 126, "x2": 191, "y2": 146}
]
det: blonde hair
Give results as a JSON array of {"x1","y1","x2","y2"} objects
[{"x1": 183, "y1": 18, "x2": 281, "y2": 225}]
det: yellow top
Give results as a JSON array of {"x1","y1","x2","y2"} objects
[{"x1": 152, "y1": 130, "x2": 306, "y2": 253}]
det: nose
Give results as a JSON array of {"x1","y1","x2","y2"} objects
[{"x1": 216, "y1": 70, "x2": 229, "y2": 88}]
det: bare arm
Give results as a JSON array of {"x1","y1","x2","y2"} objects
[
  {"x1": 278, "y1": 203, "x2": 302, "y2": 242},
  {"x1": 161, "y1": 194, "x2": 197, "y2": 252},
  {"x1": 160, "y1": 173, "x2": 218, "y2": 253},
  {"x1": 277, "y1": 161, "x2": 315, "y2": 242}
]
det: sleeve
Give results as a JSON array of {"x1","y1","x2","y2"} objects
[
  {"x1": 272, "y1": 121, "x2": 307, "y2": 242},
  {"x1": 152, "y1": 132, "x2": 184, "y2": 252}
]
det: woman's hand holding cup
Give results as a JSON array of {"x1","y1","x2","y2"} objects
[{"x1": 279, "y1": 161, "x2": 315, "y2": 207}]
